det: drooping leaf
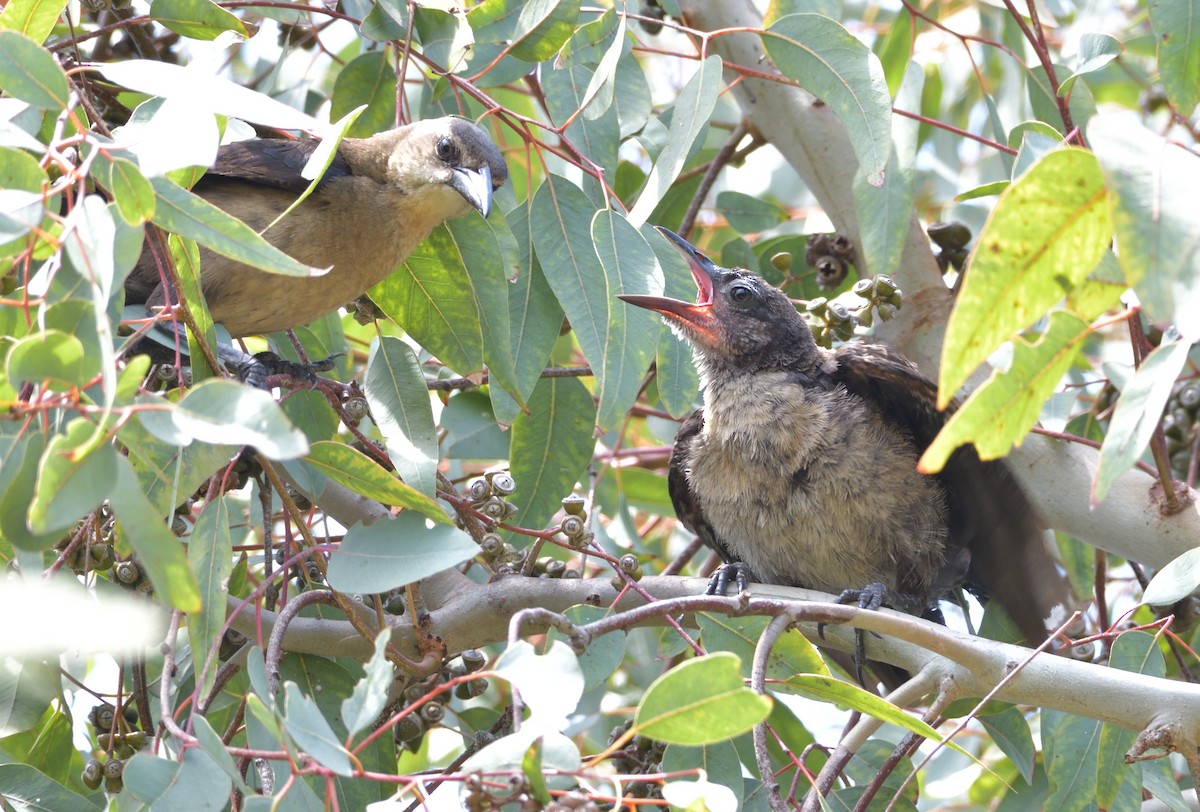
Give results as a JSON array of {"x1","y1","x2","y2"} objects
[
  {"x1": 0, "y1": 0, "x2": 70, "y2": 44},
  {"x1": 1089, "y1": 114, "x2": 1200, "y2": 338},
  {"x1": 282, "y1": 683, "x2": 354, "y2": 776},
  {"x1": 1149, "y1": 0, "x2": 1200, "y2": 116},
  {"x1": 364, "y1": 337, "x2": 438, "y2": 499},
  {"x1": 189, "y1": 496, "x2": 235, "y2": 698},
  {"x1": 1143, "y1": 547, "x2": 1200, "y2": 606},
  {"x1": 938, "y1": 149, "x2": 1110, "y2": 405},
  {"x1": 508, "y1": 375, "x2": 596, "y2": 533},
  {"x1": 921, "y1": 311, "x2": 1091, "y2": 472},
  {"x1": 762, "y1": 14, "x2": 892, "y2": 186},
  {"x1": 171, "y1": 379, "x2": 310, "y2": 461},
  {"x1": 0, "y1": 31, "x2": 69, "y2": 109},
  {"x1": 1093, "y1": 335, "x2": 1192, "y2": 503},
  {"x1": 341, "y1": 632, "x2": 394, "y2": 738},
  {"x1": 509, "y1": 0, "x2": 582, "y2": 62},
  {"x1": 1058, "y1": 33, "x2": 1123, "y2": 97},
  {"x1": 628, "y1": 55, "x2": 723, "y2": 224},
  {"x1": 325, "y1": 512, "x2": 477, "y2": 594}
]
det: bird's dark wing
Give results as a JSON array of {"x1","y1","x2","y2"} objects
[
  {"x1": 199, "y1": 138, "x2": 352, "y2": 194},
  {"x1": 829, "y1": 341, "x2": 1070, "y2": 643},
  {"x1": 668, "y1": 410, "x2": 737, "y2": 565}
]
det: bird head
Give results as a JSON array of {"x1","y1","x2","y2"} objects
[
  {"x1": 382, "y1": 117, "x2": 509, "y2": 218},
  {"x1": 619, "y1": 227, "x2": 818, "y2": 371}
]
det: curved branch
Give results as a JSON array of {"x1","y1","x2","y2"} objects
[{"x1": 228, "y1": 576, "x2": 1200, "y2": 744}]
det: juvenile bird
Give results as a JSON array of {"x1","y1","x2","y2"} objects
[
  {"x1": 620, "y1": 227, "x2": 1071, "y2": 659},
  {"x1": 126, "y1": 116, "x2": 507, "y2": 344}
]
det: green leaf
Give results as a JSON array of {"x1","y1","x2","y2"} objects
[
  {"x1": 874, "y1": 8, "x2": 913, "y2": 96},
  {"x1": 0, "y1": 764, "x2": 104, "y2": 810},
  {"x1": 635, "y1": 653, "x2": 772, "y2": 746},
  {"x1": 172, "y1": 379, "x2": 309, "y2": 461},
  {"x1": 853, "y1": 60, "x2": 921, "y2": 277},
  {"x1": 341, "y1": 631, "x2": 393, "y2": 739},
  {"x1": 189, "y1": 496, "x2": 234, "y2": 698},
  {"x1": 6, "y1": 330, "x2": 88, "y2": 388},
  {"x1": 365, "y1": 337, "x2": 438, "y2": 499},
  {"x1": 110, "y1": 456, "x2": 202, "y2": 612},
  {"x1": 697, "y1": 613, "x2": 829, "y2": 692},
  {"x1": 490, "y1": 200, "x2": 564, "y2": 427},
  {"x1": 302, "y1": 440, "x2": 449, "y2": 523},
  {"x1": 979, "y1": 706, "x2": 1036, "y2": 785},
  {"x1": 371, "y1": 224, "x2": 484, "y2": 377},
  {"x1": 938, "y1": 149, "x2": 1110, "y2": 405},
  {"x1": 716, "y1": 191, "x2": 787, "y2": 234},
  {"x1": 0, "y1": 432, "x2": 63, "y2": 551},
  {"x1": 93, "y1": 154, "x2": 156, "y2": 226},
  {"x1": 446, "y1": 212, "x2": 521, "y2": 402},
  {"x1": 0, "y1": 656, "x2": 59, "y2": 736},
  {"x1": 1058, "y1": 33, "x2": 1123, "y2": 97},
  {"x1": 283, "y1": 682, "x2": 355, "y2": 776},
  {"x1": 191, "y1": 714, "x2": 252, "y2": 795},
  {"x1": 0, "y1": 189, "x2": 45, "y2": 243},
  {"x1": 330, "y1": 52, "x2": 396, "y2": 138},
  {"x1": 1094, "y1": 336, "x2": 1192, "y2": 503},
  {"x1": 521, "y1": 739, "x2": 552, "y2": 805},
  {"x1": 28, "y1": 418, "x2": 117, "y2": 535},
  {"x1": 762, "y1": 14, "x2": 892, "y2": 186},
  {"x1": 591, "y1": 210, "x2": 662, "y2": 430},
  {"x1": 1041, "y1": 708, "x2": 1101, "y2": 812},
  {"x1": 920, "y1": 310, "x2": 1091, "y2": 471},
  {"x1": 787, "y1": 674, "x2": 974, "y2": 759},
  {"x1": 359, "y1": 0, "x2": 407, "y2": 41},
  {"x1": 545, "y1": 604, "x2": 626, "y2": 691},
  {"x1": 150, "y1": 176, "x2": 320, "y2": 279},
  {"x1": 510, "y1": 0, "x2": 582, "y2": 62},
  {"x1": 325, "y1": 512, "x2": 477, "y2": 594},
  {"x1": 629, "y1": 55, "x2": 723, "y2": 224},
  {"x1": 661, "y1": 741, "x2": 745, "y2": 810},
  {"x1": 1089, "y1": 114, "x2": 1200, "y2": 337},
  {"x1": 1144, "y1": 547, "x2": 1200, "y2": 606},
  {"x1": 0, "y1": 0, "x2": 69, "y2": 44},
  {"x1": 509, "y1": 375, "x2": 596, "y2": 533},
  {"x1": 542, "y1": 62, "x2": 620, "y2": 180},
  {"x1": 150, "y1": 0, "x2": 248, "y2": 40},
  {"x1": 1149, "y1": 0, "x2": 1200, "y2": 116},
  {"x1": 95, "y1": 60, "x2": 324, "y2": 131},
  {"x1": 496, "y1": 640, "x2": 585, "y2": 732},
  {"x1": 0, "y1": 31, "x2": 69, "y2": 109}
]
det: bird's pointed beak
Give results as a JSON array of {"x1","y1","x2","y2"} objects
[
  {"x1": 449, "y1": 163, "x2": 494, "y2": 218},
  {"x1": 617, "y1": 227, "x2": 721, "y2": 345}
]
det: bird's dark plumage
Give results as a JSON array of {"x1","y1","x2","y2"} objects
[
  {"x1": 621, "y1": 227, "x2": 1070, "y2": 646},
  {"x1": 126, "y1": 117, "x2": 508, "y2": 339}
]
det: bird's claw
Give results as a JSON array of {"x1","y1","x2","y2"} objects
[
  {"x1": 830, "y1": 582, "x2": 892, "y2": 687},
  {"x1": 705, "y1": 562, "x2": 751, "y2": 600},
  {"x1": 235, "y1": 351, "x2": 343, "y2": 388}
]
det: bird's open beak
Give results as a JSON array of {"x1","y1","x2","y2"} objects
[
  {"x1": 618, "y1": 227, "x2": 721, "y2": 345},
  {"x1": 449, "y1": 163, "x2": 494, "y2": 218}
]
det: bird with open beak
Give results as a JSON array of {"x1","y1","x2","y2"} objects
[
  {"x1": 620, "y1": 227, "x2": 1071, "y2": 671},
  {"x1": 126, "y1": 116, "x2": 507, "y2": 343}
]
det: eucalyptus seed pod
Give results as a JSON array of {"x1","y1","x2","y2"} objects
[
  {"x1": 814, "y1": 256, "x2": 848, "y2": 289},
  {"x1": 420, "y1": 701, "x2": 445, "y2": 724},
  {"x1": 103, "y1": 758, "x2": 124, "y2": 781},
  {"x1": 394, "y1": 714, "x2": 425, "y2": 742},
  {"x1": 343, "y1": 397, "x2": 369, "y2": 423},
  {"x1": 618, "y1": 554, "x2": 640, "y2": 574},
  {"x1": 455, "y1": 678, "x2": 489, "y2": 700},
  {"x1": 114, "y1": 560, "x2": 141, "y2": 586},
  {"x1": 560, "y1": 515, "x2": 585, "y2": 538},
  {"x1": 479, "y1": 534, "x2": 503, "y2": 560},
  {"x1": 769, "y1": 252, "x2": 792, "y2": 272},
  {"x1": 851, "y1": 278, "x2": 874, "y2": 298},
  {"x1": 543, "y1": 560, "x2": 566, "y2": 578},
  {"x1": 467, "y1": 478, "x2": 491, "y2": 501},
  {"x1": 488, "y1": 472, "x2": 516, "y2": 495},
  {"x1": 927, "y1": 220, "x2": 972, "y2": 251},
  {"x1": 82, "y1": 759, "x2": 103, "y2": 790},
  {"x1": 480, "y1": 496, "x2": 508, "y2": 520},
  {"x1": 461, "y1": 649, "x2": 487, "y2": 672},
  {"x1": 807, "y1": 297, "x2": 829, "y2": 317},
  {"x1": 561, "y1": 494, "x2": 586, "y2": 516}
]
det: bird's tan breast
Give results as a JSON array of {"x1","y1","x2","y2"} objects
[
  {"x1": 197, "y1": 179, "x2": 467, "y2": 337},
  {"x1": 687, "y1": 371, "x2": 947, "y2": 595}
]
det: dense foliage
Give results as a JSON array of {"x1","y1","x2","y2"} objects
[{"x1": 1, "y1": 0, "x2": 1200, "y2": 809}]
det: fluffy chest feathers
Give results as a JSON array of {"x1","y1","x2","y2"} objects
[{"x1": 684, "y1": 369, "x2": 949, "y2": 597}]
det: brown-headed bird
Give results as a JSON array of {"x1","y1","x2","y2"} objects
[
  {"x1": 126, "y1": 117, "x2": 507, "y2": 347},
  {"x1": 620, "y1": 227, "x2": 1071, "y2": 663}
]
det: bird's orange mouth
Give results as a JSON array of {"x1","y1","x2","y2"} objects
[{"x1": 617, "y1": 227, "x2": 721, "y2": 347}]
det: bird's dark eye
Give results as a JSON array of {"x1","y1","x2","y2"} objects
[
  {"x1": 729, "y1": 284, "x2": 753, "y2": 305},
  {"x1": 435, "y1": 137, "x2": 458, "y2": 163}
]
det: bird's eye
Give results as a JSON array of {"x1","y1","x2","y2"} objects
[
  {"x1": 729, "y1": 284, "x2": 753, "y2": 305},
  {"x1": 435, "y1": 137, "x2": 458, "y2": 163}
]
